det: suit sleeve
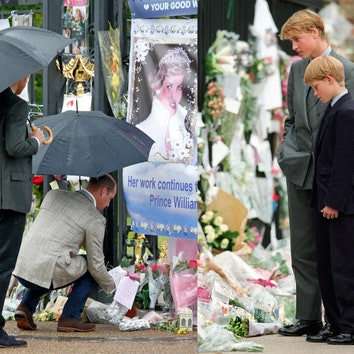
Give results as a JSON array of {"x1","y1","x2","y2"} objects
[
  {"x1": 84, "y1": 217, "x2": 116, "y2": 294},
  {"x1": 5, "y1": 98, "x2": 38, "y2": 157},
  {"x1": 344, "y1": 60, "x2": 354, "y2": 95},
  {"x1": 325, "y1": 108, "x2": 354, "y2": 211},
  {"x1": 283, "y1": 65, "x2": 295, "y2": 137}
]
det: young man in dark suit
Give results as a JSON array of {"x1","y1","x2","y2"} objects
[
  {"x1": 304, "y1": 55, "x2": 354, "y2": 345},
  {"x1": 277, "y1": 10, "x2": 354, "y2": 340}
]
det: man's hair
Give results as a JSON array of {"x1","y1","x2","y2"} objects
[
  {"x1": 304, "y1": 56, "x2": 345, "y2": 86},
  {"x1": 88, "y1": 174, "x2": 116, "y2": 193},
  {"x1": 280, "y1": 9, "x2": 326, "y2": 41}
]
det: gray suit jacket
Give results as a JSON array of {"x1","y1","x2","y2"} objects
[
  {"x1": 13, "y1": 189, "x2": 115, "y2": 294},
  {"x1": 277, "y1": 50, "x2": 354, "y2": 188},
  {"x1": 0, "y1": 87, "x2": 39, "y2": 213}
]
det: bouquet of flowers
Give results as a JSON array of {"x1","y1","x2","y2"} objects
[
  {"x1": 247, "y1": 56, "x2": 275, "y2": 84},
  {"x1": 200, "y1": 210, "x2": 239, "y2": 252},
  {"x1": 147, "y1": 262, "x2": 169, "y2": 309},
  {"x1": 169, "y1": 254, "x2": 197, "y2": 315},
  {"x1": 204, "y1": 30, "x2": 238, "y2": 77},
  {"x1": 245, "y1": 226, "x2": 262, "y2": 250},
  {"x1": 98, "y1": 24, "x2": 124, "y2": 118}
]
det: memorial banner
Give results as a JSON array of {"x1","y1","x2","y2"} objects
[
  {"x1": 123, "y1": 162, "x2": 198, "y2": 239},
  {"x1": 128, "y1": 0, "x2": 197, "y2": 18}
]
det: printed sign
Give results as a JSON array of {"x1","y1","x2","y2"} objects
[
  {"x1": 123, "y1": 162, "x2": 198, "y2": 239},
  {"x1": 128, "y1": 0, "x2": 197, "y2": 18}
]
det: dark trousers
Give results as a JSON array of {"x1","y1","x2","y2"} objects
[
  {"x1": 0, "y1": 210, "x2": 26, "y2": 329},
  {"x1": 287, "y1": 181, "x2": 322, "y2": 321},
  {"x1": 17, "y1": 269, "x2": 96, "y2": 320},
  {"x1": 315, "y1": 211, "x2": 354, "y2": 334}
]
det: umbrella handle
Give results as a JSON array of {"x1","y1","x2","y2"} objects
[{"x1": 30, "y1": 123, "x2": 53, "y2": 145}]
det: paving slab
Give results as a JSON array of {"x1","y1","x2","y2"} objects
[{"x1": 3, "y1": 320, "x2": 197, "y2": 354}]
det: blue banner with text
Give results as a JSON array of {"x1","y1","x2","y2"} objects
[{"x1": 128, "y1": 0, "x2": 197, "y2": 18}]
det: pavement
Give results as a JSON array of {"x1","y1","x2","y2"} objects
[
  {"x1": 3, "y1": 319, "x2": 197, "y2": 354},
  {"x1": 5, "y1": 229, "x2": 354, "y2": 353},
  {"x1": 5, "y1": 319, "x2": 354, "y2": 354}
]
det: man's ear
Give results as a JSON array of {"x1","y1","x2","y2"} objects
[
  {"x1": 310, "y1": 27, "x2": 319, "y2": 38},
  {"x1": 325, "y1": 74, "x2": 334, "y2": 84}
]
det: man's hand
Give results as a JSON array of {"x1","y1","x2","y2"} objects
[
  {"x1": 321, "y1": 205, "x2": 338, "y2": 219},
  {"x1": 30, "y1": 127, "x2": 46, "y2": 144}
]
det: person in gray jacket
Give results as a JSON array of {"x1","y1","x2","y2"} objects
[
  {"x1": 13, "y1": 174, "x2": 116, "y2": 333},
  {"x1": 0, "y1": 76, "x2": 45, "y2": 348},
  {"x1": 277, "y1": 10, "x2": 354, "y2": 340}
]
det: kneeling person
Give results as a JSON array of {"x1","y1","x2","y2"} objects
[{"x1": 13, "y1": 174, "x2": 117, "y2": 332}]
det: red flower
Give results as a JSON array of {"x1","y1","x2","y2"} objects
[
  {"x1": 32, "y1": 175, "x2": 44, "y2": 186},
  {"x1": 189, "y1": 259, "x2": 198, "y2": 269}
]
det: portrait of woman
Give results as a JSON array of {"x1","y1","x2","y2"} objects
[
  {"x1": 70, "y1": 7, "x2": 86, "y2": 54},
  {"x1": 134, "y1": 46, "x2": 196, "y2": 164}
]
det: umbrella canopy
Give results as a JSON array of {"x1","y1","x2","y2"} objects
[
  {"x1": 32, "y1": 110, "x2": 155, "y2": 177},
  {"x1": 0, "y1": 26, "x2": 72, "y2": 92}
]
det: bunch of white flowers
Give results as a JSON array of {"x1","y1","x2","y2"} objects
[{"x1": 200, "y1": 210, "x2": 239, "y2": 251}]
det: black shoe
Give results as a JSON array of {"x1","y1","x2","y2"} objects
[
  {"x1": 307, "y1": 323, "x2": 333, "y2": 342},
  {"x1": 0, "y1": 330, "x2": 27, "y2": 348},
  {"x1": 278, "y1": 320, "x2": 323, "y2": 336},
  {"x1": 326, "y1": 333, "x2": 354, "y2": 345}
]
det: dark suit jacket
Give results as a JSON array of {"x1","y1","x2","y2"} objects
[
  {"x1": 277, "y1": 50, "x2": 354, "y2": 188},
  {"x1": 314, "y1": 93, "x2": 354, "y2": 214},
  {"x1": 0, "y1": 87, "x2": 38, "y2": 213}
]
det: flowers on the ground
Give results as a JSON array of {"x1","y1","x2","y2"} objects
[
  {"x1": 245, "y1": 226, "x2": 262, "y2": 250},
  {"x1": 200, "y1": 210, "x2": 239, "y2": 251}
]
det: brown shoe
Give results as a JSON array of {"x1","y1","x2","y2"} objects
[
  {"x1": 57, "y1": 318, "x2": 96, "y2": 332},
  {"x1": 14, "y1": 303, "x2": 37, "y2": 330}
]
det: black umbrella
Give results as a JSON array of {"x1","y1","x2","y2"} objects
[
  {"x1": 0, "y1": 26, "x2": 72, "y2": 92},
  {"x1": 32, "y1": 110, "x2": 155, "y2": 177}
]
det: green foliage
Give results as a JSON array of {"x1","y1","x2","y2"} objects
[
  {"x1": 227, "y1": 316, "x2": 248, "y2": 338},
  {"x1": 134, "y1": 282, "x2": 149, "y2": 309}
]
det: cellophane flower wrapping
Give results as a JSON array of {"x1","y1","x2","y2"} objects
[
  {"x1": 105, "y1": 301, "x2": 128, "y2": 325},
  {"x1": 98, "y1": 24, "x2": 124, "y2": 118},
  {"x1": 169, "y1": 255, "x2": 197, "y2": 315},
  {"x1": 118, "y1": 316, "x2": 150, "y2": 331},
  {"x1": 147, "y1": 264, "x2": 165, "y2": 309},
  {"x1": 198, "y1": 323, "x2": 263, "y2": 352}
]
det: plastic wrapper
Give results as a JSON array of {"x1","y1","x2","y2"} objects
[
  {"x1": 319, "y1": 3, "x2": 352, "y2": 47},
  {"x1": 170, "y1": 268, "x2": 197, "y2": 314},
  {"x1": 98, "y1": 25, "x2": 124, "y2": 118},
  {"x1": 247, "y1": 319, "x2": 281, "y2": 337},
  {"x1": 148, "y1": 267, "x2": 164, "y2": 309},
  {"x1": 198, "y1": 323, "x2": 263, "y2": 352},
  {"x1": 86, "y1": 300, "x2": 111, "y2": 324},
  {"x1": 213, "y1": 251, "x2": 261, "y2": 287},
  {"x1": 106, "y1": 301, "x2": 128, "y2": 325},
  {"x1": 142, "y1": 310, "x2": 164, "y2": 322},
  {"x1": 118, "y1": 316, "x2": 150, "y2": 331}
]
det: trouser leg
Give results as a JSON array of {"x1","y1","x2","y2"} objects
[
  {"x1": 0, "y1": 210, "x2": 26, "y2": 329},
  {"x1": 61, "y1": 272, "x2": 96, "y2": 320}
]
